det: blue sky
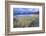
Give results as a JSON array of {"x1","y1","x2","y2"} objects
[{"x1": 13, "y1": 8, "x2": 39, "y2": 16}]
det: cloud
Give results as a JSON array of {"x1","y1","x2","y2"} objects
[
  {"x1": 13, "y1": 8, "x2": 39, "y2": 15},
  {"x1": 13, "y1": 8, "x2": 39, "y2": 13}
]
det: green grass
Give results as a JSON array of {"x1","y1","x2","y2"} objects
[{"x1": 13, "y1": 16, "x2": 39, "y2": 28}]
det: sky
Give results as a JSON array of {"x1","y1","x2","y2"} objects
[{"x1": 13, "y1": 8, "x2": 39, "y2": 16}]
